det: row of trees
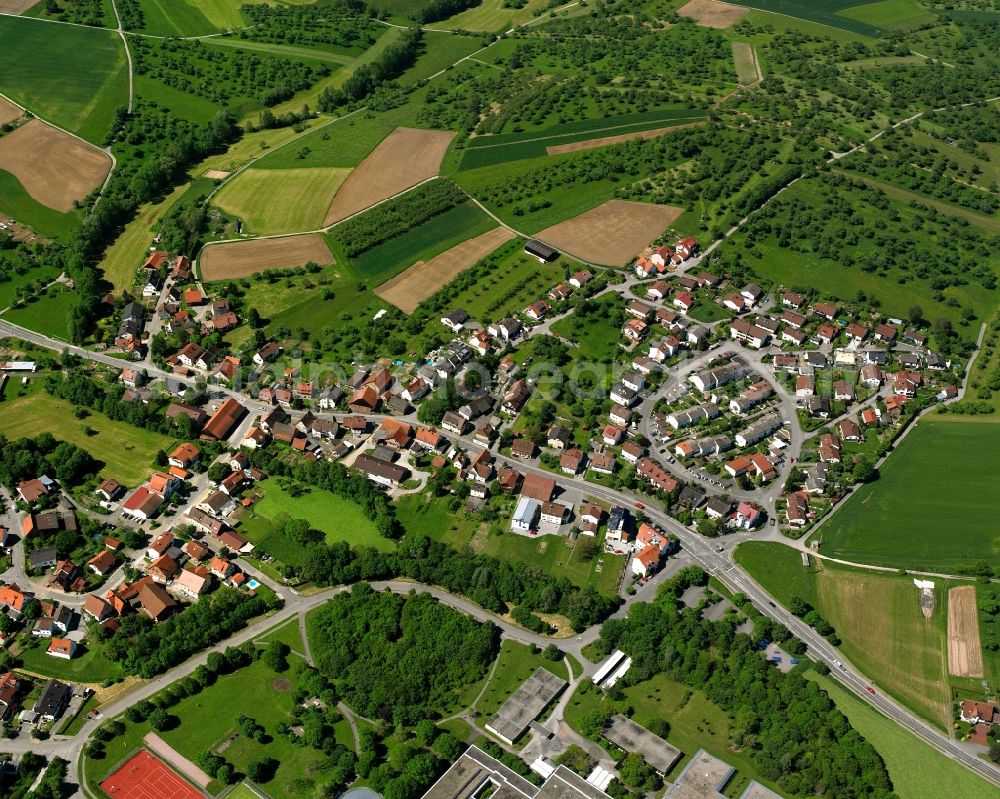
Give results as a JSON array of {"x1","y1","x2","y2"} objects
[
  {"x1": 334, "y1": 178, "x2": 467, "y2": 256},
  {"x1": 91, "y1": 588, "x2": 277, "y2": 677},
  {"x1": 318, "y1": 27, "x2": 423, "y2": 109}
]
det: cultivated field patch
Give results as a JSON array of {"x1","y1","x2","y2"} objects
[
  {"x1": 947, "y1": 586, "x2": 984, "y2": 678},
  {"x1": 376, "y1": 226, "x2": 515, "y2": 312},
  {"x1": 0, "y1": 96, "x2": 22, "y2": 126},
  {"x1": 816, "y1": 566, "x2": 951, "y2": 726},
  {"x1": 732, "y1": 42, "x2": 761, "y2": 85},
  {"x1": 213, "y1": 167, "x2": 350, "y2": 234},
  {"x1": 545, "y1": 122, "x2": 705, "y2": 156},
  {"x1": 678, "y1": 0, "x2": 749, "y2": 28},
  {"x1": 202, "y1": 169, "x2": 229, "y2": 179},
  {"x1": 534, "y1": 200, "x2": 682, "y2": 266},
  {"x1": 323, "y1": 127, "x2": 455, "y2": 226},
  {"x1": 0, "y1": 0, "x2": 38, "y2": 13},
  {"x1": 0, "y1": 120, "x2": 111, "y2": 212},
  {"x1": 200, "y1": 233, "x2": 334, "y2": 281}
]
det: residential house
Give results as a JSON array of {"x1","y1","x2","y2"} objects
[
  {"x1": 511, "y1": 497, "x2": 540, "y2": 533},
  {"x1": 441, "y1": 309, "x2": 469, "y2": 332}
]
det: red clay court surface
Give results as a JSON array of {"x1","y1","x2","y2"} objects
[{"x1": 100, "y1": 750, "x2": 206, "y2": 799}]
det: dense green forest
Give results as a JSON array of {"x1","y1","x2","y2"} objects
[{"x1": 310, "y1": 585, "x2": 499, "y2": 724}]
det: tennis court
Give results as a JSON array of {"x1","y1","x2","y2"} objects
[{"x1": 99, "y1": 750, "x2": 206, "y2": 799}]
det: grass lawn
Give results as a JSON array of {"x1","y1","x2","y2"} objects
[
  {"x1": 817, "y1": 419, "x2": 1000, "y2": 572},
  {"x1": 350, "y1": 202, "x2": 497, "y2": 286},
  {"x1": 2, "y1": 285, "x2": 75, "y2": 340},
  {"x1": 0, "y1": 169, "x2": 82, "y2": 242},
  {"x1": 131, "y1": 0, "x2": 248, "y2": 36},
  {"x1": 256, "y1": 617, "x2": 306, "y2": 655},
  {"x1": 222, "y1": 785, "x2": 263, "y2": 799},
  {"x1": 806, "y1": 670, "x2": 997, "y2": 799},
  {"x1": 549, "y1": 294, "x2": 623, "y2": 362},
  {"x1": 0, "y1": 15, "x2": 128, "y2": 144},
  {"x1": 0, "y1": 252, "x2": 62, "y2": 310},
  {"x1": 87, "y1": 658, "x2": 327, "y2": 799},
  {"x1": 397, "y1": 494, "x2": 624, "y2": 597},
  {"x1": 438, "y1": 0, "x2": 553, "y2": 31},
  {"x1": 0, "y1": 386, "x2": 175, "y2": 486},
  {"x1": 564, "y1": 675, "x2": 784, "y2": 797},
  {"x1": 251, "y1": 478, "x2": 395, "y2": 552},
  {"x1": 98, "y1": 181, "x2": 192, "y2": 293},
  {"x1": 735, "y1": 542, "x2": 953, "y2": 728},
  {"x1": 476, "y1": 641, "x2": 572, "y2": 719},
  {"x1": 16, "y1": 641, "x2": 123, "y2": 684},
  {"x1": 213, "y1": 167, "x2": 351, "y2": 235}
]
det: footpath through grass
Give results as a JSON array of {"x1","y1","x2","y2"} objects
[{"x1": 818, "y1": 418, "x2": 1000, "y2": 572}]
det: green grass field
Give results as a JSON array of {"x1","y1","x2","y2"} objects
[
  {"x1": 549, "y1": 293, "x2": 623, "y2": 362},
  {"x1": 0, "y1": 253, "x2": 62, "y2": 311},
  {"x1": 735, "y1": 542, "x2": 954, "y2": 727},
  {"x1": 214, "y1": 167, "x2": 350, "y2": 235},
  {"x1": 836, "y1": 0, "x2": 938, "y2": 30},
  {"x1": 0, "y1": 170, "x2": 82, "y2": 241},
  {"x1": 3, "y1": 286, "x2": 76, "y2": 341},
  {"x1": 86, "y1": 658, "x2": 326, "y2": 799},
  {"x1": 0, "y1": 15, "x2": 127, "y2": 144},
  {"x1": 438, "y1": 0, "x2": 552, "y2": 32},
  {"x1": 455, "y1": 107, "x2": 704, "y2": 171},
  {"x1": 251, "y1": 478, "x2": 394, "y2": 552},
  {"x1": 16, "y1": 640, "x2": 123, "y2": 684},
  {"x1": 396, "y1": 494, "x2": 625, "y2": 598},
  {"x1": 0, "y1": 386, "x2": 175, "y2": 486},
  {"x1": 818, "y1": 419, "x2": 1000, "y2": 572},
  {"x1": 806, "y1": 671, "x2": 998, "y2": 799},
  {"x1": 256, "y1": 617, "x2": 306, "y2": 655},
  {"x1": 130, "y1": 0, "x2": 249, "y2": 36},
  {"x1": 222, "y1": 785, "x2": 262, "y2": 799},
  {"x1": 350, "y1": 201, "x2": 497, "y2": 285},
  {"x1": 736, "y1": 0, "x2": 885, "y2": 35}
]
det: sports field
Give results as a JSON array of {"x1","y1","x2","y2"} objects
[
  {"x1": 213, "y1": 167, "x2": 350, "y2": 235},
  {"x1": 818, "y1": 419, "x2": 1000, "y2": 572},
  {"x1": 99, "y1": 750, "x2": 205, "y2": 799},
  {"x1": 376, "y1": 226, "x2": 515, "y2": 313},
  {"x1": 736, "y1": 543, "x2": 952, "y2": 727},
  {"x1": 534, "y1": 200, "x2": 682, "y2": 266},
  {"x1": 0, "y1": 15, "x2": 128, "y2": 144},
  {"x1": 0, "y1": 389, "x2": 174, "y2": 486},
  {"x1": 324, "y1": 127, "x2": 455, "y2": 226},
  {"x1": 200, "y1": 233, "x2": 334, "y2": 281},
  {"x1": 0, "y1": 120, "x2": 112, "y2": 212},
  {"x1": 807, "y1": 671, "x2": 998, "y2": 799}
]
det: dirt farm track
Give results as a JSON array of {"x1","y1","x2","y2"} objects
[
  {"x1": 947, "y1": 585, "x2": 985, "y2": 678},
  {"x1": 377, "y1": 226, "x2": 515, "y2": 312},
  {"x1": 324, "y1": 127, "x2": 455, "y2": 226},
  {"x1": 535, "y1": 200, "x2": 683, "y2": 266},
  {"x1": 200, "y1": 233, "x2": 334, "y2": 281},
  {"x1": 0, "y1": 119, "x2": 112, "y2": 212}
]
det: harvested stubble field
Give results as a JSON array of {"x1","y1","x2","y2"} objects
[
  {"x1": 323, "y1": 127, "x2": 455, "y2": 226},
  {"x1": 545, "y1": 122, "x2": 705, "y2": 155},
  {"x1": 0, "y1": 120, "x2": 112, "y2": 212},
  {"x1": 0, "y1": 0, "x2": 37, "y2": 13},
  {"x1": 678, "y1": 0, "x2": 749, "y2": 28},
  {"x1": 0, "y1": 96, "x2": 22, "y2": 126},
  {"x1": 376, "y1": 226, "x2": 515, "y2": 312},
  {"x1": 947, "y1": 585, "x2": 984, "y2": 678},
  {"x1": 200, "y1": 233, "x2": 334, "y2": 281},
  {"x1": 534, "y1": 200, "x2": 682, "y2": 266}
]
